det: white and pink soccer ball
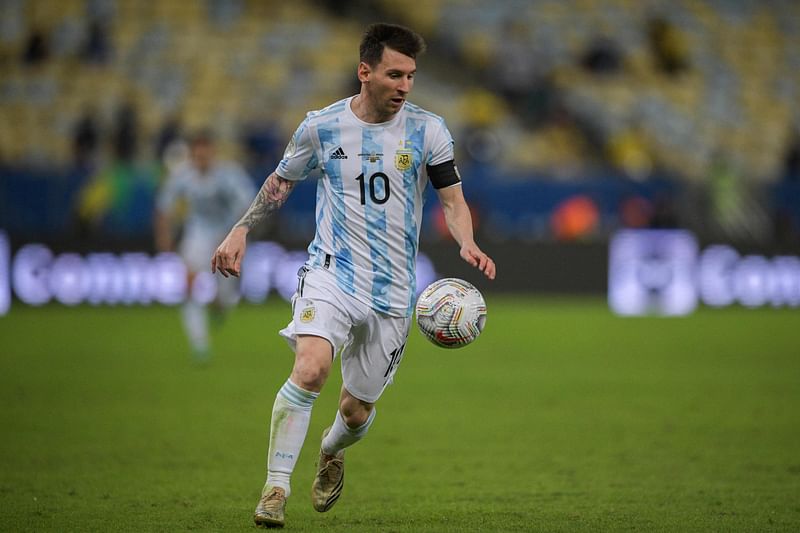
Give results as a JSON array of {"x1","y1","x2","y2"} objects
[{"x1": 415, "y1": 278, "x2": 487, "y2": 349}]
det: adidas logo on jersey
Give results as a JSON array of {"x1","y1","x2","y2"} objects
[{"x1": 330, "y1": 147, "x2": 348, "y2": 159}]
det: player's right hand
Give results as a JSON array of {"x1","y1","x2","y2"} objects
[{"x1": 211, "y1": 226, "x2": 248, "y2": 277}]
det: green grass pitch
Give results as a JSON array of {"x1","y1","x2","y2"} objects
[{"x1": 1, "y1": 297, "x2": 799, "y2": 531}]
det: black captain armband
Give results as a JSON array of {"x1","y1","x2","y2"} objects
[{"x1": 426, "y1": 160, "x2": 461, "y2": 189}]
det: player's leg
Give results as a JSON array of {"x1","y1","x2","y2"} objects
[
  {"x1": 324, "y1": 387, "x2": 375, "y2": 454},
  {"x1": 255, "y1": 273, "x2": 353, "y2": 527},
  {"x1": 179, "y1": 236, "x2": 215, "y2": 361},
  {"x1": 181, "y1": 272, "x2": 211, "y2": 360},
  {"x1": 312, "y1": 311, "x2": 411, "y2": 512},
  {"x1": 210, "y1": 274, "x2": 240, "y2": 327},
  {"x1": 311, "y1": 387, "x2": 375, "y2": 512},
  {"x1": 266, "y1": 334, "x2": 332, "y2": 493},
  {"x1": 255, "y1": 334, "x2": 332, "y2": 527}
]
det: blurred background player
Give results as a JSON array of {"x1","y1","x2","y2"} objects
[{"x1": 155, "y1": 130, "x2": 255, "y2": 361}]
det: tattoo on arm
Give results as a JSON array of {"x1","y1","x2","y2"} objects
[{"x1": 234, "y1": 173, "x2": 296, "y2": 229}]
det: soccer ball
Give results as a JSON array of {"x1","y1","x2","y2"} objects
[{"x1": 415, "y1": 278, "x2": 487, "y2": 349}]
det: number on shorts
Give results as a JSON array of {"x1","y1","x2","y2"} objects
[{"x1": 383, "y1": 342, "x2": 406, "y2": 380}]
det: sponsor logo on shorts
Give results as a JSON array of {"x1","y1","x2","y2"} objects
[{"x1": 300, "y1": 305, "x2": 315, "y2": 323}]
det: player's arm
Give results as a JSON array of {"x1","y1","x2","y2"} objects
[
  {"x1": 211, "y1": 172, "x2": 296, "y2": 277},
  {"x1": 153, "y1": 209, "x2": 174, "y2": 252},
  {"x1": 436, "y1": 181, "x2": 496, "y2": 280},
  {"x1": 154, "y1": 176, "x2": 181, "y2": 253}
]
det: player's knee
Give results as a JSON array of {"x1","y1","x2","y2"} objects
[
  {"x1": 292, "y1": 336, "x2": 333, "y2": 390},
  {"x1": 291, "y1": 362, "x2": 328, "y2": 390},
  {"x1": 291, "y1": 353, "x2": 330, "y2": 390},
  {"x1": 340, "y1": 400, "x2": 373, "y2": 428}
]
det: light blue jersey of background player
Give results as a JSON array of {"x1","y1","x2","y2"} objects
[{"x1": 155, "y1": 131, "x2": 255, "y2": 359}]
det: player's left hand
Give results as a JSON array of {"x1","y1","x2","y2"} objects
[{"x1": 460, "y1": 242, "x2": 496, "y2": 280}]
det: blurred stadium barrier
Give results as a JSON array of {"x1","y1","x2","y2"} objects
[
  {"x1": 609, "y1": 229, "x2": 800, "y2": 315},
  {"x1": 3, "y1": 226, "x2": 798, "y2": 317},
  {"x1": 0, "y1": 232, "x2": 438, "y2": 315}
]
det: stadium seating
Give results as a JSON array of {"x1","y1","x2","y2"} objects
[
  {"x1": 2, "y1": 0, "x2": 798, "y2": 185},
  {"x1": 377, "y1": 0, "x2": 800, "y2": 183}
]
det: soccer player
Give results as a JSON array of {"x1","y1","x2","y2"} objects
[
  {"x1": 211, "y1": 23, "x2": 496, "y2": 528},
  {"x1": 155, "y1": 130, "x2": 255, "y2": 361}
]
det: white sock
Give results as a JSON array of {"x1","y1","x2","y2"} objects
[
  {"x1": 321, "y1": 408, "x2": 376, "y2": 456},
  {"x1": 181, "y1": 301, "x2": 209, "y2": 353},
  {"x1": 265, "y1": 379, "x2": 319, "y2": 497}
]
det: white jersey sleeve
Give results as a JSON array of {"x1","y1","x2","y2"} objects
[
  {"x1": 276, "y1": 116, "x2": 320, "y2": 181},
  {"x1": 156, "y1": 172, "x2": 186, "y2": 213},
  {"x1": 426, "y1": 118, "x2": 455, "y2": 166}
]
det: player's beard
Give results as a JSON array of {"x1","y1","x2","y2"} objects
[
  {"x1": 362, "y1": 84, "x2": 404, "y2": 121},
  {"x1": 378, "y1": 91, "x2": 404, "y2": 120}
]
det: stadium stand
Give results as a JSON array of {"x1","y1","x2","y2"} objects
[
  {"x1": 378, "y1": 0, "x2": 800, "y2": 183},
  {"x1": 1, "y1": 0, "x2": 799, "y2": 244}
]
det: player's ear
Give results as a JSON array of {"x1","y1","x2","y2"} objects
[{"x1": 357, "y1": 62, "x2": 371, "y2": 83}]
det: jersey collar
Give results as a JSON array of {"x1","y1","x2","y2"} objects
[{"x1": 345, "y1": 96, "x2": 404, "y2": 127}]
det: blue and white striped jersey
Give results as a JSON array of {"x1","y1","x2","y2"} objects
[
  {"x1": 277, "y1": 96, "x2": 457, "y2": 318},
  {"x1": 157, "y1": 160, "x2": 255, "y2": 242}
]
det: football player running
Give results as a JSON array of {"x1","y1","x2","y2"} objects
[{"x1": 211, "y1": 23, "x2": 495, "y2": 528}]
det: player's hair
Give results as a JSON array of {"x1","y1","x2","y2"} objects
[
  {"x1": 188, "y1": 128, "x2": 215, "y2": 146},
  {"x1": 359, "y1": 23, "x2": 426, "y2": 66}
]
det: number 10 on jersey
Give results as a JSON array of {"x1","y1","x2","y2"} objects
[{"x1": 355, "y1": 173, "x2": 391, "y2": 205}]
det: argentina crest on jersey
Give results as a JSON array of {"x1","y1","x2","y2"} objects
[{"x1": 394, "y1": 140, "x2": 414, "y2": 171}]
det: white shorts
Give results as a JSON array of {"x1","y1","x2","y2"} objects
[
  {"x1": 179, "y1": 232, "x2": 222, "y2": 273},
  {"x1": 180, "y1": 231, "x2": 239, "y2": 306},
  {"x1": 279, "y1": 266, "x2": 411, "y2": 404}
]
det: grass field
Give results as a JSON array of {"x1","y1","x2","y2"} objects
[{"x1": 1, "y1": 297, "x2": 799, "y2": 532}]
